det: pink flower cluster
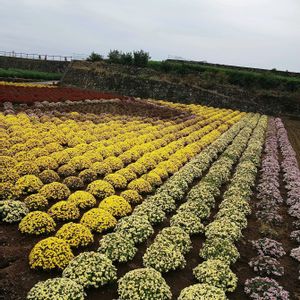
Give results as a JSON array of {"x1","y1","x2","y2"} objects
[
  {"x1": 275, "y1": 118, "x2": 300, "y2": 219},
  {"x1": 244, "y1": 277, "x2": 289, "y2": 300},
  {"x1": 275, "y1": 118, "x2": 300, "y2": 279},
  {"x1": 249, "y1": 255, "x2": 284, "y2": 277},
  {"x1": 256, "y1": 118, "x2": 282, "y2": 224},
  {"x1": 252, "y1": 238, "x2": 286, "y2": 258}
]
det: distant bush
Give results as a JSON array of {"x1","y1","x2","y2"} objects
[
  {"x1": 0, "y1": 68, "x2": 61, "y2": 80},
  {"x1": 133, "y1": 50, "x2": 150, "y2": 67},
  {"x1": 120, "y1": 52, "x2": 133, "y2": 65},
  {"x1": 108, "y1": 50, "x2": 122, "y2": 64},
  {"x1": 108, "y1": 49, "x2": 150, "y2": 67},
  {"x1": 147, "y1": 60, "x2": 300, "y2": 91},
  {"x1": 87, "y1": 52, "x2": 103, "y2": 62}
]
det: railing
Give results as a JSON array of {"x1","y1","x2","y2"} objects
[{"x1": 0, "y1": 51, "x2": 87, "y2": 62}]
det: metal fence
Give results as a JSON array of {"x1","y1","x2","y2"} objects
[{"x1": 0, "y1": 50, "x2": 87, "y2": 61}]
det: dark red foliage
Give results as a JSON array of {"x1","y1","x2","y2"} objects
[{"x1": 0, "y1": 85, "x2": 125, "y2": 104}]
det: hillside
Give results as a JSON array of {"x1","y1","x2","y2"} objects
[{"x1": 61, "y1": 60, "x2": 300, "y2": 116}]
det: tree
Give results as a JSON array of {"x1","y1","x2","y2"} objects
[
  {"x1": 120, "y1": 52, "x2": 133, "y2": 65},
  {"x1": 133, "y1": 50, "x2": 150, "y2": 67},
  {"x1": 87, "y1": 52, "x2": 103, "y2": 62},
  {"x1": 108, "y1": 50, "x2": 122, "y2": 64}
]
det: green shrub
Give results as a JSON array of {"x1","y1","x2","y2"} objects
[
  {"x1": 87, "y1": 52, "x2": 103, "y2": 62},
  {"x1": 108, "y1": 50, "x2": 122, "y2": 64},
  {"x1": 133, "y1": 50, "x2": 150, "y2": 67}
]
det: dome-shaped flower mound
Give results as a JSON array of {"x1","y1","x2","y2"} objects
[
  {"x1": 118, "y1": 268, "x2": 172, "y2": 300},
  {"x1": 91, "y1": 161, "x2": 112, "y2": 176},
  {"x1": 0, "y1": 200, "x2": 29, "y2": 223},
  {"x1": 48, "y1": 201, "x2": 80, "y2": 221},
  {"x1": 19, "y1": 211, "x2": 56, "y2": 235},
  {"x1": 133, "y1": 202, "x2": 166, "y2": 225},
  {"x1": 244, "y1": 276, "x2": 289, "y2": 300},
  {"x1": 98, "y1": 232, "x2": 137, "y2": 263},
  {"x1": 142, "y1": 173, "x2": 162, "y2": 187},
  {"x1": 200, "y1": 238, "x2": 240, "y2": 264},
  {"x1": 78, "y1": 168, "x2": 97, "y2": 184},
  {"x1": 178, "y1": 283, "x2": 227, "y2": 300},
  {"x1": 120, "y1": 189, "x2": 143, "y2": 204},
  {"x1": 39, "y1": 182, "x2": 71, "y2": 201},
  {"x1": 87, "y1": 180, "x2": 115, "y2": 199},
  {"x1": 127, "y1": 162, "x2": 147, "y2": 176},
  {"x1": 80, "y1": 208, "x2": 117, "y2": 232},
  {"x1": 170, "y1": 212, "x2": 205, "y2": 235},
  {"x1": 193, "y1": 259, "x2": 237, "y2": 292},
  {"x1": 62, "y1": 252, "x2": 117, "y2": 288},
  {"x1": 99, "y1": 195, "x2": 132, "y2": 218},
  {"x1": 14, "y1": 175, "x2": 43, "y2": 196},
  {"x1": 0, "y1": 182, "x2": 14, "y2": 200},
  {"x1": 116, "y1": 168, "x2": 137, "y2": 182},
  {"x1": 143, "y1": 240, "x2": 186, "y2": 273},
  {"x1": 145, "y1": 193, "x2": 176, "y2": 213},
  {"x1": 57, "y1": 164, "x2": 77, "y2": 177},
  {"x1": 14, "y1": 161, "x2": 40, "y2": 176},
  {"x1": 29, "y1": 237, "x2": 74, "y2": 270},
  {"x1": 24, "y1": 194, "x2": 48, "y2": 211},
  {"x1": 205, "y1": 217, "x2": 242, "y2": 242},
  {"x1": 127, "y1": 178, "x2": 152, "y2": 194},
  {"x1": 115, "y1": 215, "x2": 154, "y2": 244},
  {"x1": 56, "y1": 222, "x2": 93, "y2": 248},
  {"x1": 155, "y1": 226, "x2": 192, "y2": 254},
  {"x1": 104, "y1": 174, "x2": 127, "y2": 189},
  {"x1": 35, "y1": 156, "x2": 58, "y2": 171},
  {"x1": 27, "y1": 277, "x2": 85, "y2": 300},
  {"x1": 104, "y1": 156, "x2": 124, "y2": 171},
  {"x1": 38, "y1": 169, "x2": 60, "y2": 184},
  {"x1": 63, "y1": 176, "x2": 84, "y2": 190},
  {"x1": 67, "y1": 191, "x2": 96, "y2": 209}
]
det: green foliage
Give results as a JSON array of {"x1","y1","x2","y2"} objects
[
  {"x1": 120, "y1": 52, "x2": 133, "y2": 65},
  {"x1": 87, "y1": 52, "x2": 103, "y2": 62},
  {"x1": 108, "y1": 49, "x2": 150, "y2": 67},
  {"x1": 147, "y1": 61, "x2": 300, "y2": 91},
  {"x1": 0, "y1": 68, "x2": 61, "y2": 80},
  {"x1": 133, "y1": 50, "x2": 150, "y2": 67},
  {"x1": 108, "y1": 50, "x2": 122, "y2": 64}
]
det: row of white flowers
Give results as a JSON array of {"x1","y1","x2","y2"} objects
[{"x1": 179, "y1": 114, "x2": 267, "y2": 299}]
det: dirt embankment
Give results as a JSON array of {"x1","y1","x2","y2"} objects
[{"x1": 60, "y1": 61, "x2": 300, "y2": 117}]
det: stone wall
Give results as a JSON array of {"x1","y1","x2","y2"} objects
[
  {"x1": 0, "y1": 56, "x2": 69, "y2": 73},
  {"x1": 61, "y1": 61, "x2": 300, "y2": 116}
]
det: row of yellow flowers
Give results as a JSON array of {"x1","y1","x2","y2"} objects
[{"x1": 0, "y1": 81, "x2": 57, "y2": 88}]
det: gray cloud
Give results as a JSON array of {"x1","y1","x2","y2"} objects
[{"x1": 0, "y1": 0, "x2": 299, "y2": 71}]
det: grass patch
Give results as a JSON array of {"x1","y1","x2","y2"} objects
[
  {"x1": 147, "y1": 61, "x2": 300, "y2": 92},
  {"x1": 0, "y1": 68, "x2": 62, "y2": 80}
]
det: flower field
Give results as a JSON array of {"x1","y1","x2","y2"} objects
[{"x1": 1, "y1": 95, "x2": 300, "y2": 300}]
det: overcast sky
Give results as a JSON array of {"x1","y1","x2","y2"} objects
[{"x1": 1, "y1": 0, "x2": 299, "y2": 71}]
